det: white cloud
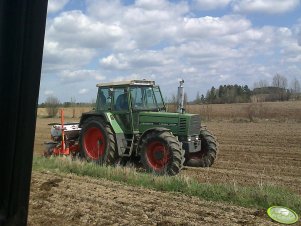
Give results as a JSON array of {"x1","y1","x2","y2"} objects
[
  {"x1": 122, "y1": 2, "x2": 188, "y2": 48},
  {"x1": 42, "y1": 41, "x2": 96, "y2": 73},
  {"x1": 170, "y1": 41, "x2": 242, "y2": 62},
  {"x1": 46, "y1": 11, "x2": 124, "y2": 49},
  {"x1": 182, "y1": 15, "x2": 251, "y2": 37},
  {"x1": 47, "y1": 0, "x2": 69, "y2": 13},
  {"x1": 101, "y1": 54, "x2": 129, "y2": 70},
  {"x1": 232, "y1": 0, "x2": 300, "y2": 14},
  {"x1": 219, "y1": 74, "x2": 231, "y2": 82},
  {"x1": 86, "y1": 0, "x2": 125, "y2": 22},
  {"x1": 193, "y1": 0, "x2": 231, "y2": 10},
  {"x1": 60, "y1": 70, "x2": 105, "y2": 83},
  {"x1": 112, "y1": 73, "x2": 151, "y2": 82},
  {"x1": 135, "y1": 0, "x2": 169, "y2": 9},
  {"x1": 100, "y1": 50, "x2": 173, "y2": 71},
  {"x1": 278, "y1": 39, "x2": 301, "y2": 64},
  {"x1": 44, "y1": 90, "x2": 54, "y2": 95},
  {"x1": 293, "y1": 19, "x2": 301, "y2": 46},
  {"x1": 79, "y1": 89, "x2": 88, "y2": 94},
  {"x1": 44, "y1": 41, "x2": 96, "y2": 65},
  {"x1": 87, "y1": 0, "x2": 188, "y2": 48},
  {"x1": 182, "y1": 67, "x2": 197, "y2": 73}
]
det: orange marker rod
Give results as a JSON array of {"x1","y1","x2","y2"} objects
[{"x1": 61, "y1": 109, "x2": 65, "y2": 154}]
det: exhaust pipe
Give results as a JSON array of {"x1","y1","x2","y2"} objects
[{"x1": 177, "y1": 79, "x2": 185, "y2": 114}]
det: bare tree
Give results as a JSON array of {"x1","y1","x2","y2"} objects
[
  {"x1": 194, "y1": 91, "x2": 201, "y2": 104},
  {"x1": 71, "y1": 97, "x2": 76, "y2": 118},
  {"x1": 184, "y1": 92, "x2": 188, "y2": 111},
  {"x1": 291, "y1": 78, "x2": 301, "y2": 100},
  {"x1": 291, "y1": 78, "x2": 300, "y2": 93},
  {"x1": 272, "y1": 74, "x2": 287, "y2": 89},
  {"x1": 45, "y1": 96, "x2": 60, "y2": 117},
  {"x1": 271, "y1": 74, "x2": 290, "y2": 101},
  {"x1": 91, "y1": 98, "x2": 96, "y2": 109},
  {"x1": 166, "y1": 94, "x2": 177, "y2": 112},
  {"x1": 254, "y1": 79, "x2": 269, "y2": 88}
]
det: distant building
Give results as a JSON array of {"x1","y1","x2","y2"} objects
[{"x1": 251, "y1": 87, "x2": 289, "y2": 102}]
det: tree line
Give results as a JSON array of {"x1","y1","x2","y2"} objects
[
  {"x1": 200, "y1": 85, "x2": 252, "y2": 104},
  {"x1": 194, "y1": 74, "x2": 300, "y2": 104}
]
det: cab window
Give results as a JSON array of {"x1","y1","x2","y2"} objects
[
  {"x1": 113, "y1": 88, "x2": 129, "y2": 111},
  {"x1": 97, "y1": 88, "x2": 111, "y2": 110},
  {"x1": 153, "y1": 86, "x2": 164, "y2": 108},
  {"x1": 130, "y1": 86, "x2": 157, "y2": 110}
]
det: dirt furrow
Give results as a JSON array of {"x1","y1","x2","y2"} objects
[{"x1": 28, "y1": 171, "x2": 278, "y2": 226}]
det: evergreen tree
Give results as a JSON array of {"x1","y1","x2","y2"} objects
[{"x1": 203, "y1": 84, "x2": 251, "y2": 104}]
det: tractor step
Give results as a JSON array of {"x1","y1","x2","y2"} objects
[{"x1": 121, "y1": 137, "x2": 135, "y2": 157}]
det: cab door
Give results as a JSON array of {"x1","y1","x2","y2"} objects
[{"x1": 111, "y1": 87, "x2": 133, "y2": 134}]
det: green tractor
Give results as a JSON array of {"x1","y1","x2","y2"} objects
[{"x1": 79, "y1": 80, "x2": 218, "y2": 175}]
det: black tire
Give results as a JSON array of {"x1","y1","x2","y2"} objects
[
  {"x1": 185, "y1": 128, "x2": 218, "y2": 167},
  {"x1": 79, "y1": 117, "x2": 118, "y2": 165},
  {"x1": 140, "y1": 131, "x2": 185, "y2": 176}
]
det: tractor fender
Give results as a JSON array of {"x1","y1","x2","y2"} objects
[
  {"x1": 79, "y1": 112, "x2": 127, "y2": 156},
  {"x1": 136, "y1": 127, "x2": 171, "y2": 152},
  {"x1": 104, "y1": 113, "x2": 127, "y2": 156},
  {"x1": 79, "y1": 111, "x2": 107, "y2": 128},
  {"x1": 79, "y1": 112, "x2": 122, "y2": 133}
]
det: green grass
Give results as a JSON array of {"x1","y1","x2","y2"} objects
[{"x1": 32, "y1": 156, "x2": 301, "y2": 213}]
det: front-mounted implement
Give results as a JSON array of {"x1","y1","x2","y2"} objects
[
  {"x1": 45, "y1": 80, "x2": 218, "y2": 176},
  {"x1": 44, "y1": 109, "x2": 81, "y2": 157}
]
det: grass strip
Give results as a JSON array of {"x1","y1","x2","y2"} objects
[{"x1": 32, "y1": 156, "x2": 301, "y2": 213}]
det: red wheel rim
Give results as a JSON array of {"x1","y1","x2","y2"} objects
[
  {"x1": 83, "y1": 127, "x2": 105, "y2": 160},
  {"x1": 146, "y1": 141, "x2": 169, "y2": 170}
]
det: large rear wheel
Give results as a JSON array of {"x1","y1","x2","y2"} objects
[
  {"x1": 185, "y1": 127, "x2": 218, "y2": 167},
  {"x1": 79, "y1": 117, "x2": 118, "y2": 165},
  {"x1": 140, "y1": 131, "x2": 185, "y2": 176}
]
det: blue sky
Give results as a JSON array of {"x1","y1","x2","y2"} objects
[{"x1": 39, "y1": 0, "x2": 301, "y2": 103}]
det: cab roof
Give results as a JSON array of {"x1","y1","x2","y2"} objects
[{"x1": 96, "y1": 80, "x2": 155, "y2": 87}]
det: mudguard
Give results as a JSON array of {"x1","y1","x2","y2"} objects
[
  {"x1": 104, "y1": 112, "x2": 127, "y2": 156},
  {"x1": 79, "y1": 111, "x2": 127, "y2": 156}
]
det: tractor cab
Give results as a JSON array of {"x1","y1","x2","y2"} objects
[
  {"x1": 95, "y1": 80, "x2": 166, "y2": 134},
  {"x1": 96, "y1": 80, "x2": 165, "y2": 113}
]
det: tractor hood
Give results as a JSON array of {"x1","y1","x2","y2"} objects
[{"x1": 138, "y1": 111, "x2": 200, "y2": 136}]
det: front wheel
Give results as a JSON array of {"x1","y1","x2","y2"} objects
[
  {"x1": 140, "y1": 131, "x2": 185, "y2": 176},
  {"x1": 184, "y1": 128, "x2": 218, "y2": 167},
  {"x1": 79, "y1": 117, "x2": 118, "y2": 165}
]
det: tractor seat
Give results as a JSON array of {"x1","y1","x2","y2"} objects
[
  {"x1": 99, "y1": 92, "x2": 106, "y2": 105},
  {"x1": 115, "y1": 93, "x2": 128, "y2": 110}
]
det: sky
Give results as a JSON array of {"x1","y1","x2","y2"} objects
[{"x1": 39, "y1": 0, "x2": 301, "y2": 103}]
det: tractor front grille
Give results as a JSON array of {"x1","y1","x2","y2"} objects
[
  {"x1": 178, "y1": 117, "x2": 187, "y2": 134},
  {"x1": 189, "y1": 115, "x2": 200, "y2": 135}
]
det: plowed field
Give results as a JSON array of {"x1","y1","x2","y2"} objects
[
  {"x1": 31, "y1": 116, "x2": 301, "y2": 225},
  {"x1": 182, "y1": 121, "x2": 301, "y2": 195},
  {"x1": 28, "y1": 171, "x2": 278, "y2": 225}
]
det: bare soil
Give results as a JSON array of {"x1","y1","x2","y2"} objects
[
  {"x1": 183, "y1": 121, "x2": 301, "y2": 195},
  {"x1": 28, "y1": 171, "x2": 278, "y2": 226}
]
